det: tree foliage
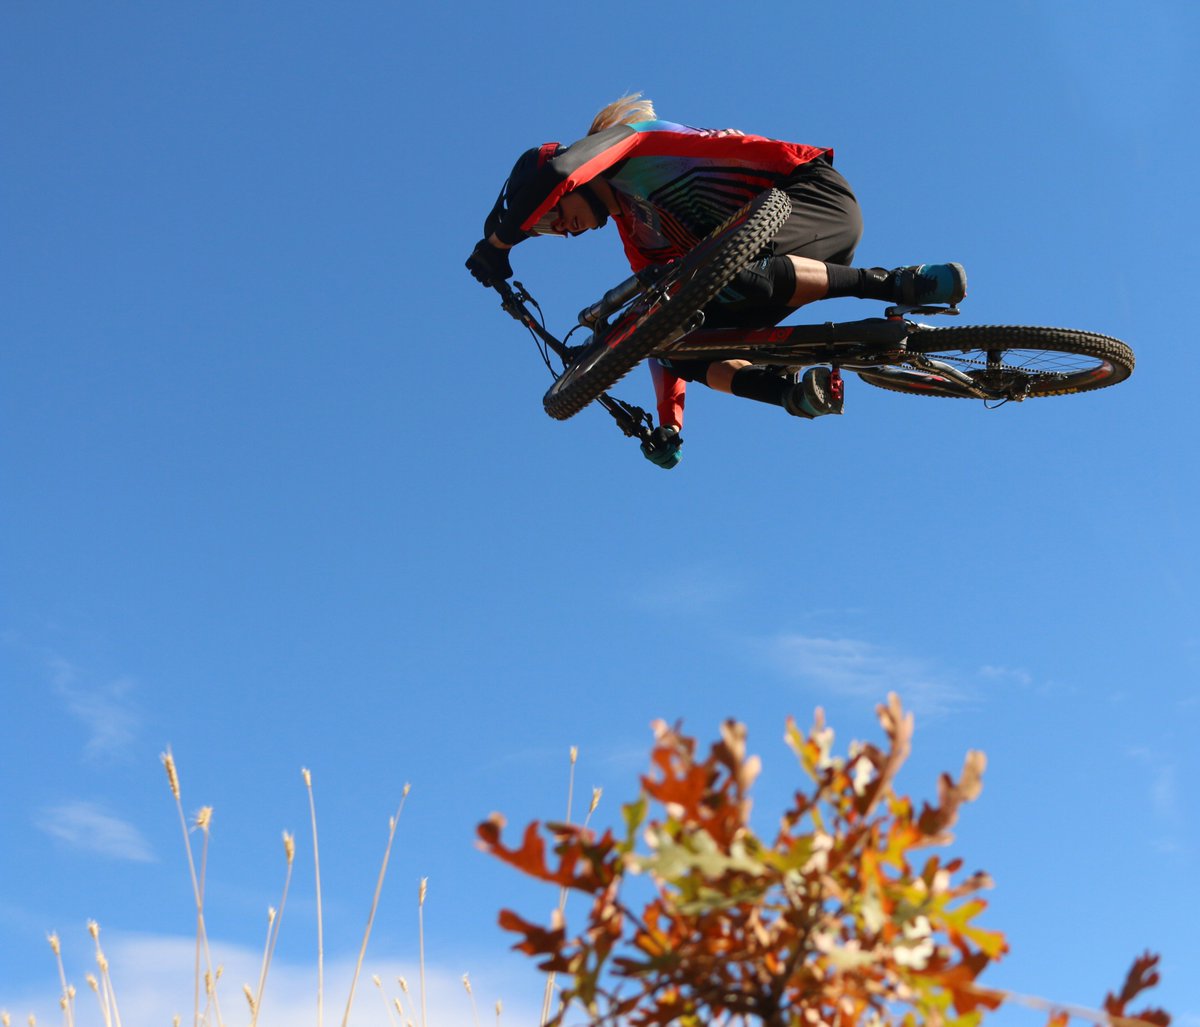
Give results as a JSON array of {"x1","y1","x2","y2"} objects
[{"x1": 478, "y1": 694, "x2": 1169, "y2": 1027}]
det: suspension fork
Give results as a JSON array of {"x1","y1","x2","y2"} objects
[{"x1": 576, "y1": 267, "x2": 666, "y2": 329}]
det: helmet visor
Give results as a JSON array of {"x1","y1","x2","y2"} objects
[
  {"x1": 527, "y1": 203, "x2": 568, "y2": 237},
  {"x1": 526, "y1": 185, "x2": 611, "y2": 237}
]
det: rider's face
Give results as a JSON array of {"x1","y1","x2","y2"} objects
[{"x1": 548, "y1": 190, "x2": 603, "y2": 236}]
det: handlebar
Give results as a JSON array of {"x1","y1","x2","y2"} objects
[
  {"x1": 490, "y1": 277, "x2": 659, "y2": 447},
  {"x1": 493, "y1": 279, "x2": 577, "y2": 365}
]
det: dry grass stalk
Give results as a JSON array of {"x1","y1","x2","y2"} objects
[
  {"x1": 249, "y1": 830, "x2": 295, "y2": 1026},
  {"x1": 371, "y1": 976, "x2": 398, "y2": 1027},
  {"x1": 986, "y1": 985, "x2": 1166, "y2": 1027},
  {"x1": 202, "y1": 970, "x2": 213, "y2": 1027},
  {"x1": 462, "y1": 974, "x2": 481, "y2": 1027},
  {"x1": 162, "y1": 751, "x2": 181, "y2": 800},
  {"x1": 303, "y1": 767, "x2": 325, "y2": 1027},
  {"x1": 160, "y1": 750, "x2": 221, "y2": 1027},
  {"x1": 418, "y1": 878, "x2": 429, "y2": 1027},
  {"x1": 338, "y1": 785, "x2": 411, "y2": 1027},
  {"x1": 200, "y1": 965, "x2": 224, "y2": 1027},
  {"x1": 248, "y1": 908, "x2": 276, "y2": 1027},
  {"x1": 46, "y1": 933, "x2": 74, "y2": 1027},
  {"x1": 87, "y1": 922, "x2": 121, "y2": 1027},
  {"x1": 396, "y1": 976, "x2": 417, "y2": 1027},
  {"x1": 540, "y1": 747, "x2": 580, "y2": 1027},
  {"x1": 193, "y1": 806, "x2": 213, "y2": 1027},
  {"x1": 84, "y1": 975, "x2": 104, "y2": 1026},
  {"x1": 495, "y1": 999, "x2": 502, "y2": 1026}
]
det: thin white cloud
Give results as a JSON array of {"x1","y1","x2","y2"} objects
[
  {"x1": 47, "y1": 655, "x2": 140, "y2": 761},
  {"x1": 1150, "y1": 764, "x2": 1179, "y2": 822},
  {"x1": 1126, "y1": 747, "x2": 1188, "y2": 855},
  {"x1": 35, "y1": 801, "x2": 156, "y2": 863},
  {"x1": 977, "y1": 664, "x2": 1033, "y2": 688},
  {"x1": 759, "y1": 634, "x2": 969, "y2": 717},
  {"x1": 630, "y1": 563, "x2": 744, "y2": 615},
  {"x1": 4, "y1": 932, "x2": 541, "y2": 1027}
]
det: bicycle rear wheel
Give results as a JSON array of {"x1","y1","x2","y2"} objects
[
  {"x1": 543, "y1": 188, "x2": 793, "y2": 421},
  {"x1": 855, "y1": 324, "x2": 1134, "y2": 399}
]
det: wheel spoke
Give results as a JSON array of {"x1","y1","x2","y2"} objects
[{"x1": 859, "y1": 324, "x2": 1134, "y2": 399}]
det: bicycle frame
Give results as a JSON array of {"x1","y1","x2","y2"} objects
[
  {"x1": 556, "y1": 265, "x2": 1013, "y2": 402},
  {"x1": 494, "y1": 271, "x2": 1022, "y2": 431},
  {"x1": 653, "y1": 314, "x2": 1008, "y2": 401}
]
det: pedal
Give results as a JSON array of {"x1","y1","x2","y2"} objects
[{"x1": 884, "y1": 303, "x2": 961, "y2": 319}]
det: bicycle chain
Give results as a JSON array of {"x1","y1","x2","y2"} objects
[{"x1": 906, "y1": 351, "x2": 1066, "y2": 379}]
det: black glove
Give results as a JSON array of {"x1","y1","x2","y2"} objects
[
  {"x1": 466, "y1": 239, "x2": 513, "y2": 287},
  {"x1": 641, "y1": 425, "x2": 683, "y2": 470}
]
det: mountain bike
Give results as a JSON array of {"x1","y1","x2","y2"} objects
[{"x1": 492, "y1": 188, "x2": 1134, "y2": 454}]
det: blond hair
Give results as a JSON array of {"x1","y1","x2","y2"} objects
[{"x1": 588, "y1": 93, "x2": 657, "y2": 135}]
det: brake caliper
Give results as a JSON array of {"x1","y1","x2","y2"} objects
[{"x1": 830, "y1": 365, "x2": 845, "y2": 404}]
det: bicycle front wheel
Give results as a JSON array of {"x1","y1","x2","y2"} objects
[
  {"x1": 543, "y1": 188, "x2": 793, "y2": 420},
  {"x1": 855, "y1": 324, "x2": 1134, "y2": 399}
]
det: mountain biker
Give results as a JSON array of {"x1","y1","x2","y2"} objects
[{"x1": 466, "y1": 94, "x2": 966, "y2": 469}]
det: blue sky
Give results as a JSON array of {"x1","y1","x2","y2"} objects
[{"x1": 3, "y1": 2, "x2": 1197, "y2": 1025}]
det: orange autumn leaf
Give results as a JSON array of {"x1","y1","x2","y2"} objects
[
  {"x1": 1104, "y1": 952, "x2": 1171, "y2": 1027},
  {"x1": 478, "y1": 817, "x2": 555, "y2": 880},
  {"x1": 480, "y1": 697, "x2": 1171, "y2": 1027},
  {"x1": 497, "y1": 907, "x2": 565, "y2": 954}
]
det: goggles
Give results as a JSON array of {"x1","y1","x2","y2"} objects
[{"x1": 527, "y1": 183, "x2": 612, "y2": 237}]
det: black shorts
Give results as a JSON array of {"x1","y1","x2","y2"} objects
[
  {"x1": 773, "y1": 156, "x2": 862, "y2": 265},
  {"x1": 701, "y1": 155, "x2": 863, "y2": 331},
  {"x1": 659, "y1": 158, "x2": 865, "y2": 381}
]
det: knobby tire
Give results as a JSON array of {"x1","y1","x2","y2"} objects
[
  {"x1": 543, "y1": 188, "x2": 793, "y2": 420},
  {"x1": 856, "y1": 324, "x2": 1134, "y2": 398}
]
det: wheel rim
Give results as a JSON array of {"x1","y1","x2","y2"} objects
[{"x1": 918, "y1": 347, "x2": 1121, "y2": 396}]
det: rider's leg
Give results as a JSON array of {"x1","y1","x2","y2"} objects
[
  {"x1": 823, "y1": 261, "x2": 967, "y2": 305},
  {"x1": 774, "y1": 158, "x2": 966, "y2": 305},
  {"x1": 705, "y1": 360, "x2": 750, "y2": 392},
  {"x1": 708, "y1": 361, "x2": 842, "y2": 418},
  {"x1": 668, "y1": 358, "x2": 771, "y2": 399},
  {"x1": 786, "y1": 257, "x2": 831, "y2": 306},
  {"x1": 660, "y1": 357, "x2": 840, "y2": 419},
  {"x1": 781, "y1": 255, "x2": 967, "y2": 306}
]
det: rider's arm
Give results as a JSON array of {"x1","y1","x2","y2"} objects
[{"x1": 649, "y1": 359, "x2": 686, "y2": 431}]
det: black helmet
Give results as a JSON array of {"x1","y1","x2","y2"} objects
[{"x1": 485, "y1": 142, "x2": 610, "y2": 241}]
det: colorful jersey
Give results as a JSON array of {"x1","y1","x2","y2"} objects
[
  {"x1": 496, "y1": 120, "x2": 831, "y2": 430},
  {"x1": 505, "y1": 120, "x2": 830, "y2": 269}
]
